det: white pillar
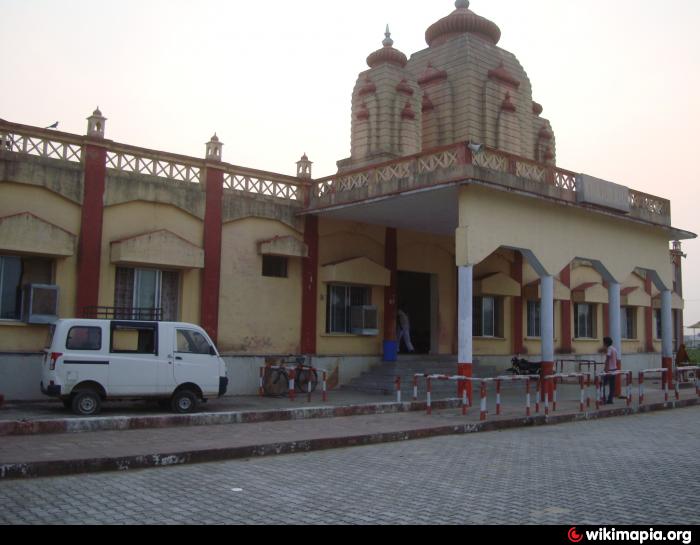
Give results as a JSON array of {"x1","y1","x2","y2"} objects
[
  {"x1": 661, "y1": 290, "x2": 673, "y2": 359},
  {"x1": 541, "y1": 275, "x2": 554, "y2": 363},
  {"x1": 458, "y1": 266, "x2": 473, "y2": 364},
  {"x1": 608, "y1": 282, "x2": 622, "y2": 358}
]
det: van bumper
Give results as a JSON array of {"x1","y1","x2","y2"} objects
[
  {"x1": 219, "y1": 377, "x2": 229, "y2": 397},
  {"x1": 40, "y1": 381, "x2": 62, "y2": 398}
]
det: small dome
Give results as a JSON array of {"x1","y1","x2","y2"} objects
[
  {"x1": 367, "y1": 26, "x2": 408, "y2": 68},
  {"x1": 425, "y1": 0, "x2": 501, "y2": 47}
]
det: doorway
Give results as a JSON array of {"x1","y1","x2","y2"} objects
[{"x1": 397, "y1": 271, "x2": 435, "y2": 355}]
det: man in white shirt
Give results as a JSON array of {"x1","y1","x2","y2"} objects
[
  {"x1": 603, "y1": 337, "x2": 619, "y2": 405},
  {"x1": 397, "y1": 310, "x2": 415, "y2": 354}
]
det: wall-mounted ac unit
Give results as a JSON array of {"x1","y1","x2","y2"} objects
[
  {"x1": 22, "y1": 284, "x2": 60, "y2": 324},
  {"x1": 351, "y1": 305, "x2": 379, "y2": 336}
]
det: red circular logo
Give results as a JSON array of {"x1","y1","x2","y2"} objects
[{"x1": 568, "y1": 528, "x2": 584, "y2": 543}]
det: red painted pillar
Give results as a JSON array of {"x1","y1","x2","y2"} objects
[
  {"x1": 645, "y1": 277, "x2": 654, "y2": 353},
  {"x1": 560, "y1": 265, "x2": 572, "y2": 354},
  {"x1": 201, "y1": 166, "x2": 224, "y2": 343},
  {"x1": 301, "y1": 215, "x2": 319, "y2": 355},
  {"x1": 511, "y1": 252, "x2": 524, "y2": 356},
  {"x1": 75, "y1": 143, "x2": 107, "y2": 317},
  {"x1": 384, "y1": 228, "x2": 398, "y2": 360}
]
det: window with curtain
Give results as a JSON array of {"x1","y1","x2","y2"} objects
[{"x1": 114, "y1": 267, "x2": 180, "y2": 321}]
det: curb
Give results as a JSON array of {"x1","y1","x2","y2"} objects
[
  {"x1": 0, "y1": 398, "x2": 696, "y2": 480},
  {"x1": 0, "y1": 399, "x2": 464, "y2": 437}
]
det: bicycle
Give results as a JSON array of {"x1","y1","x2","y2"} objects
[{"x1": 261, "y1": 356, "x2": 318, "y2": 397}]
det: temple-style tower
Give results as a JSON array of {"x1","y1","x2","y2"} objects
[{"x1": 339, "y1": 1, "x2": 558, "y2": 170}]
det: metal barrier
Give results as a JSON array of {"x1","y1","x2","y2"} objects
[
  {"x1": 259, "y1": 365, "x2": 328, "y2": 403},
  {"x1": 545, "y1": 373, "x2": 589, "y2": 413},
  {"x1": 675, "y1": 366, "x2": 700, "y2": 400},
  {"x1": 556, "y1": 360, "x2": 604, "y2": 386},
  {"x1": 638, "y1": 369, "x2": 669, "y2": 406},
  {"x1": 593, "y1": 371, "x2": 633, "y2": 409}
]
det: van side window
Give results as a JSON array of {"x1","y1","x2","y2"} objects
[
  {"x1": 66, "y1": 327, "x2": 102, "y2": 351},
  {"x1": 110, "y1": 323, "x2": 158, "y2": 355},
  {"x1": 176, "y1": 330, "x2": 213, "y2": 355}
]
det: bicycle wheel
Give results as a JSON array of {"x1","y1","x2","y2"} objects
[
  {"x1": 295, "y1": 368, "x2": 318, "y2": 393},
  {"x1": 263, "y1": 368, "x2": 290, "y2": 397}
]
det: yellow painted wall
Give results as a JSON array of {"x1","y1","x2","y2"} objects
[
  {"x1": 0, "y1": 182, "x2": 81, "y2": 351},
  {"x1": 318, "y1": 218, "x2": 386, "y2": 355},
  {"x1": 100, "y1": 201, "x2": 203, "y2": 323},
  {"x1": 457, "y1": 185, "x2": 674, "y2": 288},
  {"x1": 219, "y1": 217, "x2": 302, "y2": 354}
]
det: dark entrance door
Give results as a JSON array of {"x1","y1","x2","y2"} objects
[{"x1": 397, "y1": 271, "x2": 432, "y2": 355}]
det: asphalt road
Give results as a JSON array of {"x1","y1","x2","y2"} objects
[{"x1": 1, "y1": 406, "x2": 698, "y2": 525}]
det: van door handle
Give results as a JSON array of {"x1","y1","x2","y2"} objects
[{"x1": 175, "y1": 356, "x2": 183, "y2": 361}]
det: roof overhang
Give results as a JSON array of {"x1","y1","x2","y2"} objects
[
  {"x1": 621, "y1": 286, "x2": 651, "y2": 307},
  {"x1": 653, "y1": 293, "x2": 684, "y2": 311},
  {"x1": 475, "y1": 273, "x2": 521, "y2": 297},
  {"x1": 110, "y1": 230, "x2": 204, "y2": 269},
  {"x1": 523, "y1": 278, "x2": 571, "y2": 301},
  {"x1": 320, "y1": 257, "x2": 391, "y2": 287},
  {"x1": 0, "y1": 212, "x2": 76, "y2": 257},
  {"x1": 258, "y1": 236, "x2": 308, "y2": 258},
  {"x1": 572, "y1": 283, "x2": 609, "y2": 304}
]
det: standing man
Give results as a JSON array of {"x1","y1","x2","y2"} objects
[
  {"x1": 603, "y1": 337, "x2": 618, "y2": 405},
  {"x1": 397, "y1": 309, "x2": 415, "y2": 354}
]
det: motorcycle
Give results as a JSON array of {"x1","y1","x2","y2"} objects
[{"x1": 509, "y1": 357, "x2": 545, "y2": 379}]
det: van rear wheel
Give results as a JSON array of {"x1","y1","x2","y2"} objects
[
  {"x1": 72, "y1": 389, "x2": 101, "y2": 416},
  {"x1": 171, "y1": 390, "x2": 198, "y2": 414}
]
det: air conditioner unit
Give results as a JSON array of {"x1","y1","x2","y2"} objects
[
  {"x1": 351, "y1": 305, "x2": 379, "y2": 336},
  {"x1": 22, "y1": 284, "x2": 60, "y2": 324}
]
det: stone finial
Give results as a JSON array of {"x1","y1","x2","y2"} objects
[
  {"x1": 383, "y1": 25, "x2": 394, "y2": 47},
  {"x1": 455, "y1": 0, "x2": 470, "y2": 9},
  {"x1": 86, "y1": 107, "x2": 107, "y2": 138},
  {"x1": 296, "y1": 153, "x2": 313, "y2": 179},
  {"x1": 205, "y1": 133, "x2": 223, "y2": 161}
]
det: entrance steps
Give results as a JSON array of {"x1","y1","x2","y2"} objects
[{"x1": 342, "y1": 355, "x2": 508, "y2": 398}]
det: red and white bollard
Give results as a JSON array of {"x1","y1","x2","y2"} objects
[
  {"x1": 535, "y1": 380, "x2": 541, "y2": 414},
  {"x1": 259, "y1": 367, "x2": 265, "y2": 397},
  {"x1": 427, "y1": 377, "x2": 433, "y2": 416},
  {"x1": 462, "y1": 379, "x2": 469, "y2": 416},
  {"x1": 479, "y1": 381, "x2": 487, "y2": 421},
  {"x1": 395, "y1": 376, "x2": 402, "y2": 404},
  {"x1": 496, "y1": 379, "x2": 502, "y2": 416},
  {"x1": 544, "y1": 378, "x2": 550, "y2": 416},
  {"x1": 322, "y1": 371, "x2": 328, "y2": 403},
  {"x1": 413, "y1": 375, "x2": 419, "y2": 402},
  {"x1": 552, "y1": 378, "x2": 558, "y2": 412},
  {"x1": 526, "y1": 379, "x2": 532, "y2": 417},
  {"x1": 289, "y1": 369, "x2": 296, "y2": 402},
  {"x1": 579, "y1": 375, "x2": 585, "y2": 413},
  {"x1": 663, "y1": 370, "x2": 669, "y2": 402},
  {"x1": 626, "y1": 372, "x2": 632, "y2": 407}
]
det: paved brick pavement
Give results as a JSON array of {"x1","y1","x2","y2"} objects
[{"x1": 0, "y1": 406, "x2": 698, "y2": 525}]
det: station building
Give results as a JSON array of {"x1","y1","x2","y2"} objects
[{"x1": 0, "y1": 1, "x2": 694, "y2": 399}]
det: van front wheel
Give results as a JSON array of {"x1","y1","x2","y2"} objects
[
  {"x1": 171, "y1": 390, "x2": 198, "y2": 414},
  {"x1": 72, "y1": 390, "x2": 102, "y2": 416}
]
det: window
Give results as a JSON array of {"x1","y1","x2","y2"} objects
[
  {"x1": 473, "y1": 296, "x2": 503, "y2": 338},
  {"x1": 110, "y1": 323, "x2": 158, "y2": 354},
  {"x1": 262, "y1": 256, "x2": 288, "y2": 278},
  {"x1": 326, "y1": 285, "x2": 371, "y2": 334},
  {"x1": 66, "y1": 327, "x2": 102, "y2": 351},
  {"x1": 0, "y1": 255, "x2": 53, "y2": 320},
  {"x1": 526, "y1": 300, "x2": 541, "y2": 338},
  {"x1": 176, "y1": 330, "x2": 213, "y2": 355},
  {"x1": 114, "y1": 267, "x2": 179, "y2": 321},
  {"x1": 621, "y1": 307, "x2": 637, "y2": 340},
  {"x1": 574, "y1": 303, "x2": 596, "y2": 339}
]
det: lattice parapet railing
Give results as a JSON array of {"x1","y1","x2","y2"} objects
[
  {"x1": 223, "y1": 171, "x2": 302, "y2": 201},
  {"x1": 629, "y1": 190, "x2": 670, "y2": 217},
  {"x1": 106, "y1": 149, "x2": 201, "y2": 184},
  {"x1": 0, "y1": 130, "x2": 83, "y2": 163},
  {"x1": 472, "y1": 148, "x2": 509, "y2": 173}
]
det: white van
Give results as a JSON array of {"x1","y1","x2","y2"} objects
[{"x1": 41, "y1": 319, "x2": 229, "y2": 416}]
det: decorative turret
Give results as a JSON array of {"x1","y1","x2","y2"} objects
[
  {"x1": 296, "y1": 153, "x2": 313, "y2": 179},
  {"x1": 366, "y1": 26, "x2": 408, "y2": 69},
  {"x1": 205, "y1": 133, "x2": 223, "y2": 162},
  {"x1": 86, "y1": 107, "x2": 106, "y2": 139},
  {"x1": 425, "y1": 0, "x2": 501, "y2": 47}
]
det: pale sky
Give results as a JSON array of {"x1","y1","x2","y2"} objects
[{"x1": 2, "y1": 0, "x2": 699, "y2": 334}]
